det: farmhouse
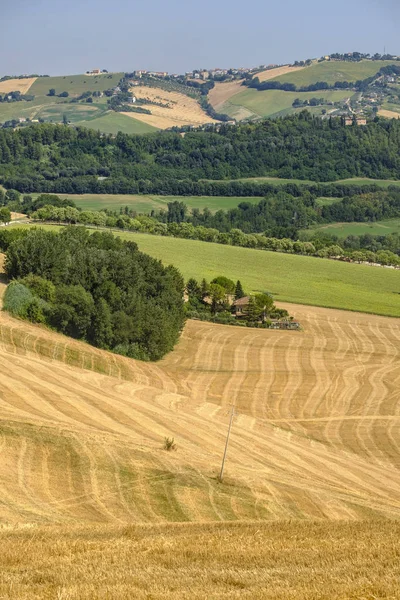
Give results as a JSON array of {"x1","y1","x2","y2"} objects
[
  {"x1": 232, "y1": 296, "x2": 250, "y2": 316},
  {"x1": 232, "y1": 297, "x2": 300, "y2": 329}
]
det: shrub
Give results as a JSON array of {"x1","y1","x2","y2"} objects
[
  {"x1": 163, "y1": 437, "x2": 177, "y2": 451},
  {"x1": 3, "y1": 281, "x2": 34, "y2": 317}
]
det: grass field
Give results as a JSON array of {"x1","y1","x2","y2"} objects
[
  {"x1": 269, "y1": 59, "x2": 398, "y2": 86},
  {"x1": 2, "y1": 521, "x2": 400, "y2": 599},
  {"x1": 23, "y1": 226, "x2": 399, "y2": 316},
  {"x1": 74, "y1": 112, "x2": 158, "y2": 134},
  {"x1": 233, "y1": 176, "x2": 400, "y2": 187},
  {"x1": 222, "y1": 88, "x2": 353, "y2": 119},
  {"x1": 307, "y1": 217, "x2": 400, "y2": 237},
  {"x1": 29, "y1": 73, "x2": 123, "y2": 97},
  {"x1": 39, "y1": 193, "x2": 262, "y2": 212},
  {"x1": 116, "y1": 233, "x2": 400, "y2": 316}
]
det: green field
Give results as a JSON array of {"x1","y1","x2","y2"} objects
[
  {"x1": 223, "y1": 89, "x2": 354, "y2": 119},
  {"x1": 35, "y1": 194, "x2": 262, "y2": 212},
  {"x1": 25, "y1": 226, "x2": 398, "y2": 317},
  {"x1": 74, "y1": 112, "x2": 158, "y2": 134},
  {"x1": 269, "y1": 60, "x2": 398, "y2": 86},
  {"x1": 29, "y1": 73, "x2": 123, "y2": 97},
  {"x1": 92, "y1": 232, "x2": 400, "y2": 317},
  {"x1": 315, "y1": 197, "x2": 341, "y2": 207},
  {"x1": 307, "y1": 218, "x2": 400, "y2": 238},
  {"x1": 220, "y1": 176, "x2": 400, "y2": 188}
]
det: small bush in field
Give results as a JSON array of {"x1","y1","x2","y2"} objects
[{"x1": 163, "y1": 437, "x2": 177, "y2": 451}]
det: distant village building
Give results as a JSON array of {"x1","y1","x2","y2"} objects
[
  {"x1": 344, "y1": 116, "x2": 367, "y2": 126},
  {"x1": 87, "y1": 69, "x2": 101, "y2": 75}
]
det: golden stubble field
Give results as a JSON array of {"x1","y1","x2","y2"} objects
[
  {"x1": 1, "y1": 253, "x2": 400, "y2": 598},
  {"x1": 123, "y1": 86, "x2": 218, "y2": 129},
  {"x1": 0, "y1": 254, "x2": 400, "y2": 525},
  {"x1": 0, "y1": 78, "x2": 37, "y2": 95}
]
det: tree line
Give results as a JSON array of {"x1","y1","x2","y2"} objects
[
  {"x1": 28, "y1": 203, "x2": 400, "y2": 268},
  {"x1": 3, "y1": 227, "x2": 185, "y2": 361},
  {"x1": 1, "y1": 116, "x2": 400, "y2": 192}
]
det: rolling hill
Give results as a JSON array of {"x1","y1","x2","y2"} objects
[
  {"x1": 1, "y1": 241, "x2": 400, "y2": 596},
  {"x1": 210, "y1": 59, "x2": 400, "y2": 121},
  {"x1": 219, "y1": 88, "x2": 352, "y2": 120},
  {"x1": 267, "y1": 59, "x2": 399, "y2": 86},
  {"x1": 1, "y1": 250, "x2": 400, "y2": 527},
  {"x1": 0, "y1": 73, "x2": 157, "y2": 134}
]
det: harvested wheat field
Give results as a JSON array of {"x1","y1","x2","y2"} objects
[
  {"x1": 0, "y1": 77, "x2": 37, "y2": 94},
  {"x1": 1, "y1": 252, "x2": 400, "y2": 596},
  {"x1": 2, "y1": 520, "x2": 400, "y2": 600},
  {"x1": 379, "y1": 109, "x2": 400, "y2": 120},
  {"x1": 123, "y1": 86, "x2": 218, "y2": 129},
  {"x1": 1, "y1": 252, "x2": 400, "y2": 525},
  {"x1": 256, "y1": 64, "x2": 307, "y2": 82},
  {"x1": 208, "y1": 79, "x2": 245, "y2": 110}
]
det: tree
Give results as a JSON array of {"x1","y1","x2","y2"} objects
[
  {"x1": 90, "y1": 298, "x2": 113, "y2": 348},
  {"x1": 0, "y1": 207, "x2": 11, "y2": 225},
  {"x1": 48, "y1": 88, "x2": 56, "y2": 96},
  {"x1": 59, "y1": 91, "x2": 69, "y2": 98},
  {"x1": 200, "y1": 278, "x2": 209, "y2": 298},
  {"x1": 235, "y1": 280, "x2": 245, "y2": 300},
  {"x1": 245, "y1": 295, "x2": 260, "y2": 324},
  {"x1": 254, "y1": 293, "x2": 274, "y2": 320},
  {"x1": 5, "y1": 189, "x2": 20, "y2": 203},
  {"x1": 186, "y1": 278, "x2": 201, "y2": 300},
  {"x1": 210, "y1": 276, "x2": 235, "y2": 295},
  {"x1": 209, "y1": 283, "x2": 226, "y2": 315},
  {"x1": 62, "y1": 114, "x2": 68, "y2": 125}
]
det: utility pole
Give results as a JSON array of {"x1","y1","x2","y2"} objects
[{"x1": 219, "y1": 405, "x2": 235, "y2": 482}]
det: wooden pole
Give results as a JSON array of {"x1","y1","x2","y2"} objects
[{"x1": 219, "y1": 406, "x2": 235, "y2": 482}]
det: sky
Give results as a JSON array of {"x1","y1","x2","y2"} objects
[{"x1": 1, "y1": 0, "x2": 399, "y2": 76}]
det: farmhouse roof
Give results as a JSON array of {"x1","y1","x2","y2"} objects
[{"x1": 232, "y1": 296, "x2": 250, "y2": 307}]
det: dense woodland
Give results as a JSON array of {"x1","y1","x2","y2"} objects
[
  {"x1": 1, "y1": 116, "x2": 400, "y2": 193},
  {"x1": 3, "y1": 228, "x2": 185, "y2": 360}
]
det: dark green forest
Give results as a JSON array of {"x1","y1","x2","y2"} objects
[
  {"x1": 1, "y1": 115, "x2": 400, "y2": 194},
  {"x1": 3, "y1": 227, "x2": 185, "y2": 360}
]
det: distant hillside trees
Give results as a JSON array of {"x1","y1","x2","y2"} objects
[{"x1": 1, "y1": 117, "x2": 400, "y2": 191}]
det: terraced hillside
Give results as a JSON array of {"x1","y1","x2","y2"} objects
[{"x1": 0, "y1": 254, "x2": 400, "y2": 525}]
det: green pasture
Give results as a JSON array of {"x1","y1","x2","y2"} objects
[
  {"x1": 217, "y1": 176, "x2": 400, "y2": 188},
  {"x1": 21, "y1": 225, "x2": 399, "y2": 317},
  {"x1": 73, "y1": 112, "x2": 158, "y2": 134},
  {"x1": 224, "y1": 89, "x2": 353, "y2": 119},
  {"x1": 315, "y1": 197, "x2": 341, "y2": 207},
  {"x1": 35, "y1": 102, "x2": 107, "y2": 123},
  {"x1": 38, "y1": 194, "x2": 262, "y2": 213},
  {"x1": 269, "y1": 60, "x2": 398, "y2": 86},
  {"x1": 29, "y1": 73, "x2": 123, "y2": 97},
  {"x1": 307, "y1": 218, "x2": 400, "y2": 238}
]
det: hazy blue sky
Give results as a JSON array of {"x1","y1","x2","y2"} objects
[{"x1": 1, "y1": 0, "x2": 399, "y2": 76}]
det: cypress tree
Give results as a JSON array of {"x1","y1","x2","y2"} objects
[{"x1": 235, "y1": 280, "x2": 245, "y2": 300}]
